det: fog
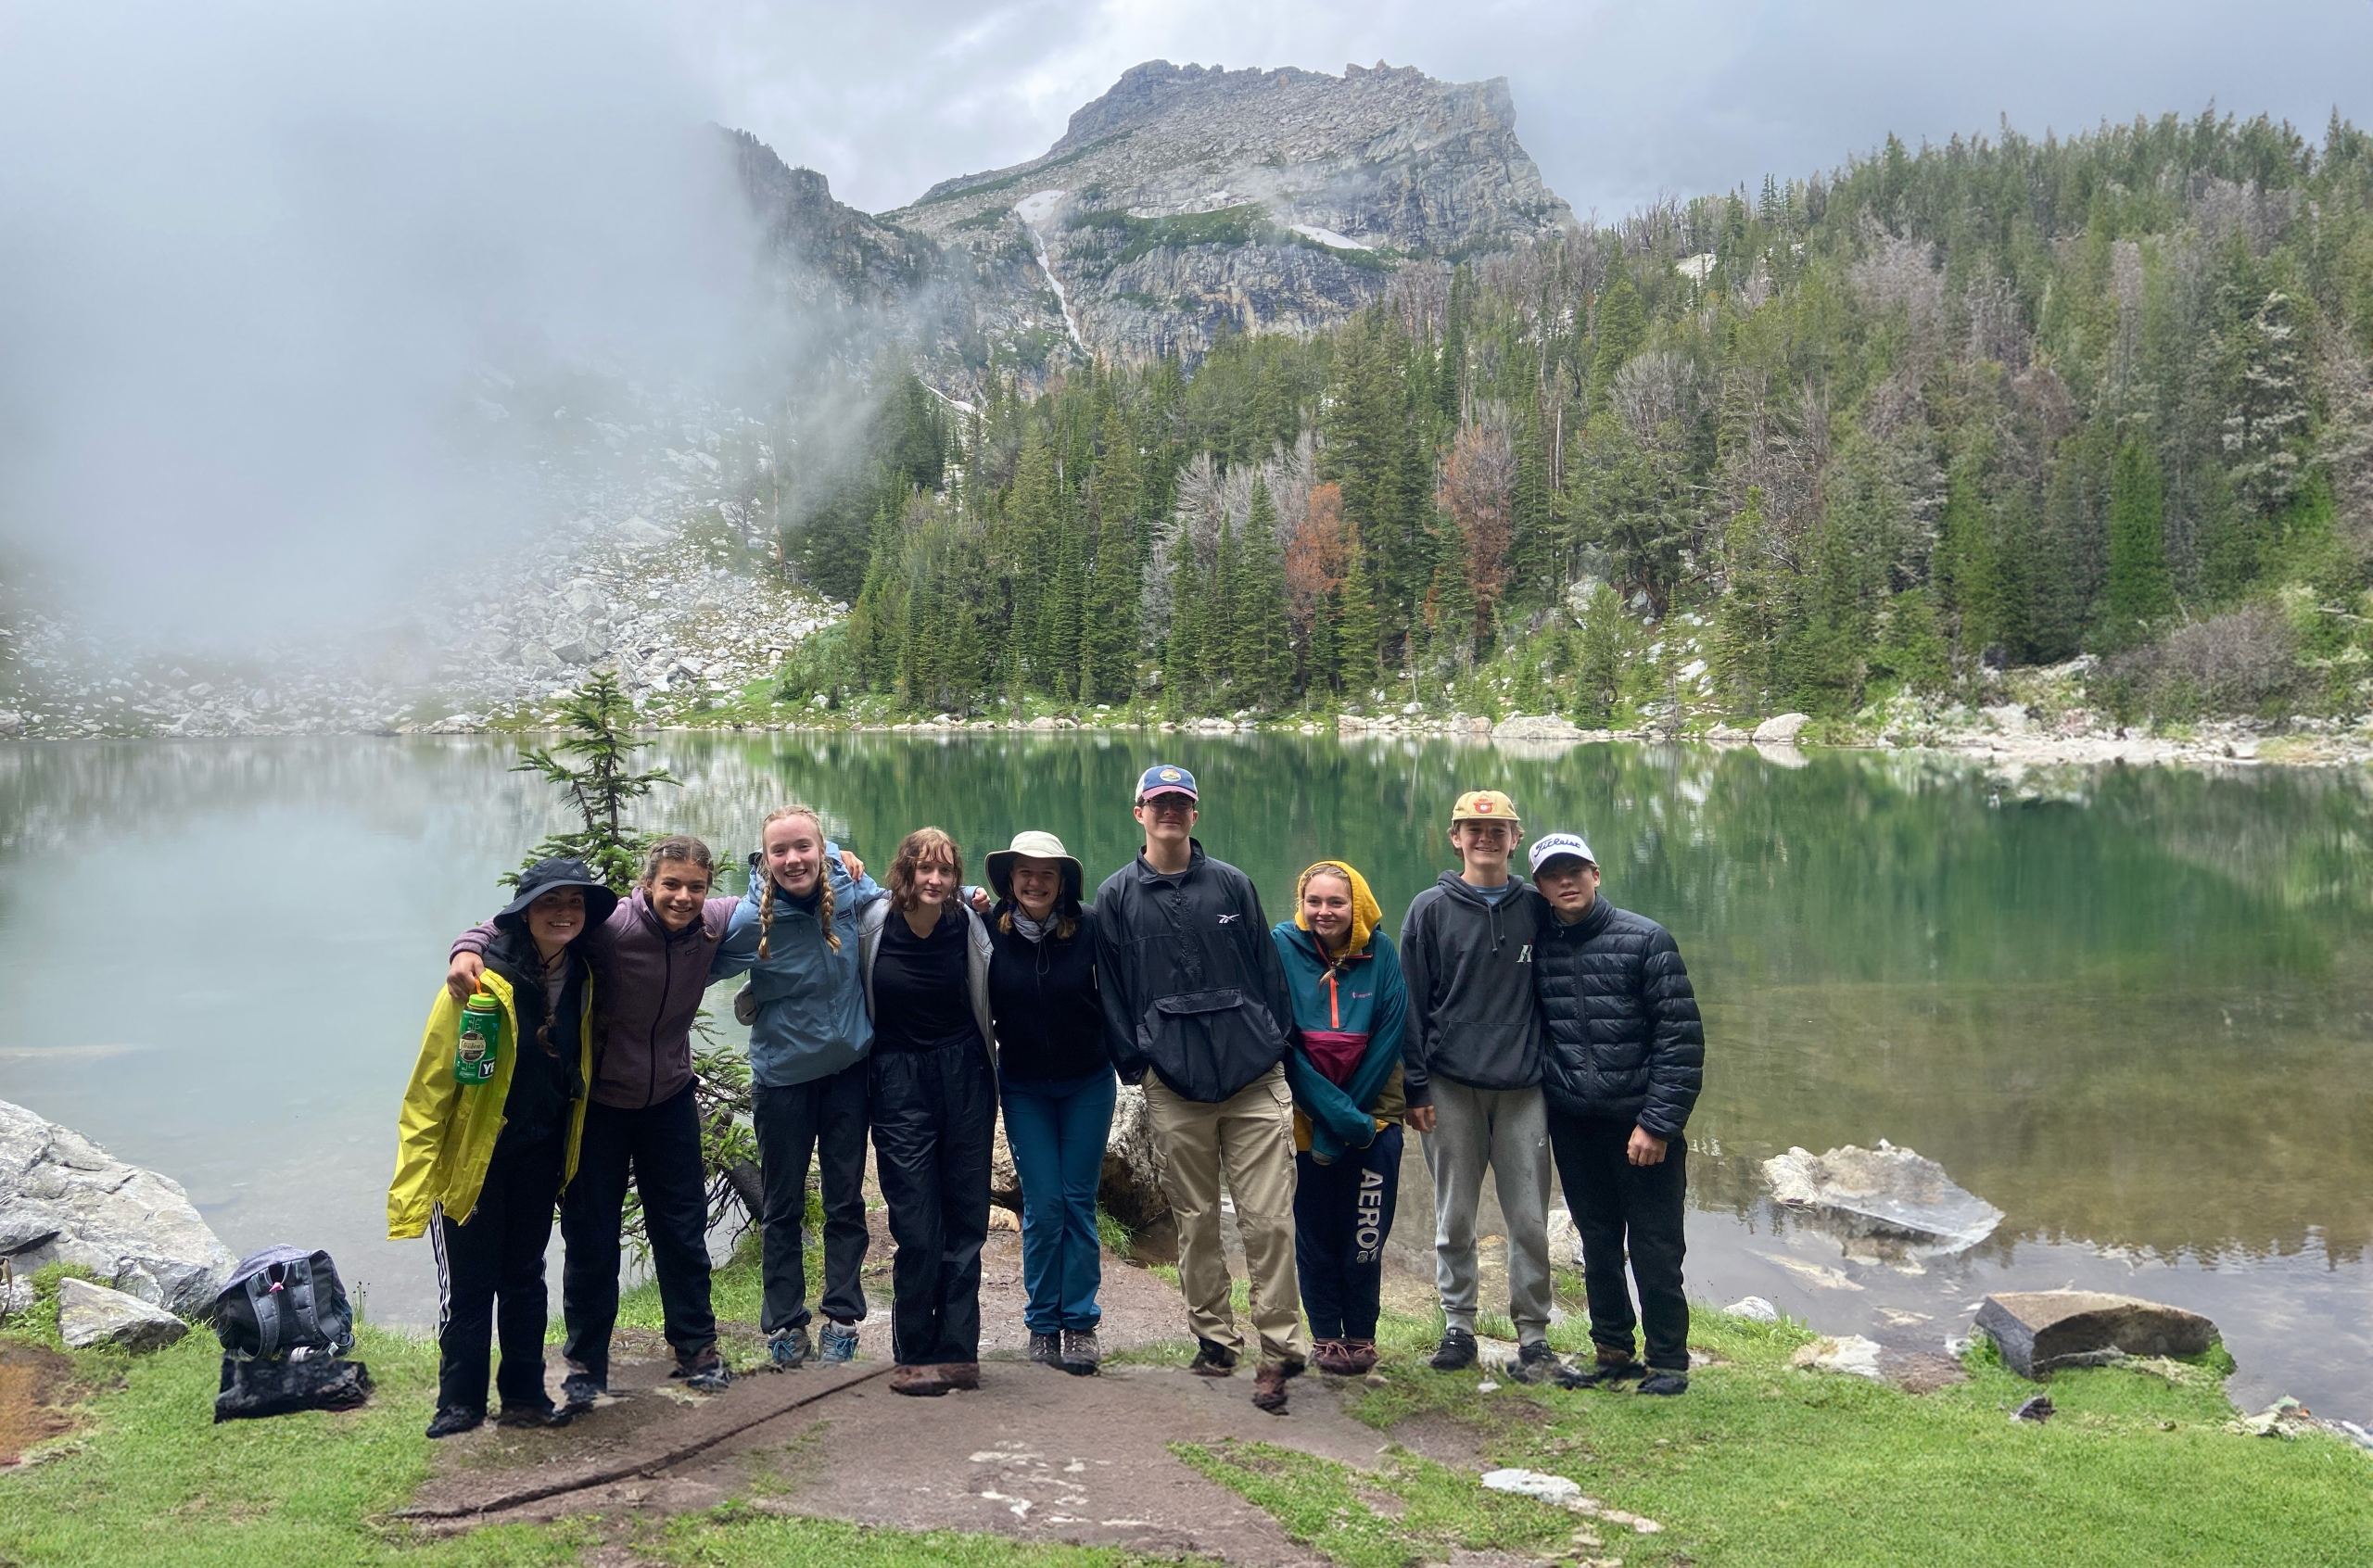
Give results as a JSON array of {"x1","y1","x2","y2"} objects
[
  {"x1": 0, "y1": 2, "x2": 792, "y2": 647},
  {"x1": 7, "y1": 0, "x2": 2368, "y2": 659}
]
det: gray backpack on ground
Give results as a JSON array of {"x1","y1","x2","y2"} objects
[{"x1": 211, "y1": 1246, "x2": 372, "y2": 1423}]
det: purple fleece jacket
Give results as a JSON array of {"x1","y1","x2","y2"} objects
[{"x1": 453, "y1": 890, "x2": 736, "y2": 1110}]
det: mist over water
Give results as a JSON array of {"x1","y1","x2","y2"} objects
[{"x1": 0, "y1": 2, "x2": 805, "y2": 651}]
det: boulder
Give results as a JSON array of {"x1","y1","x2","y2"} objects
[
  {"x1": 0, "y1": 1099, "x2": 238, "y2": 1318},
  {"x1": 1752, "y1": 712, "x2": 1810, "y2": 744},
  {"x1": 1981, "y1": 702, "x2": 2032, "y2": 735},
  {"x1": 1975, "y1": 1290, "x2": 2217, "y2": 1379},
  {"x1": 1763, "y1": 1141, "x2": 2003, "y2": 1255},
  {"x1": 1791, "y1": 1333, "x2": 1968, "y2": 1392},
  {"x1": 57, "y1": 1276, "x2": 189, "y2": 1352},
  {"x1": 1491, "y1": 714, "x2": 1582, "y2": 741},
  {"x1": 987, "y1": 1081, "x2": 1169, "y2": 1233},
  {"x1": 1543, "y1": 1206, "x2": 1585, "y2": 1267},
  {"x1": 1723, "y1": 1295, "x2": 1780, "y2": 1323}
]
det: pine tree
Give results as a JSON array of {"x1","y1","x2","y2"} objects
[
  {"x1": 1208, "y1": 512, "x2": 1241, "y2": 699},
  {"x1": 2104, "y1": 435, "x2": 2176, "y2": 646},
  {"x1": 1935, "y1": 455, "x2": 1999, "y2": 656},
  {"x1": 1232, "y1": 480, "x2": 1295, "y2": 707},
  {"x1": 1335, "y1": 522, "x2": 1382, "y2": 698},
  {"x1": 1588, "y1": 272, "x2": 1649, "y2": 408},
  {"x1": 1080, "y1": 447, "x2": 1141, "y2": 704},
  {"x1": 509, "y1": 673, "x2": 677, "y2": 892},
  {"x1": 1162, "y1": 524, "x2": 1206, "y2": 713}
]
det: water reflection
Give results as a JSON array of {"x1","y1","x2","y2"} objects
[{"x1": 0, "y1": 733, "x2": 2367, "y2": 1418}]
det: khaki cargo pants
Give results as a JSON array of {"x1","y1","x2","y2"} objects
[{"x1": 1142, "y1": 1064, "x2": 1311, "y2": 1367}]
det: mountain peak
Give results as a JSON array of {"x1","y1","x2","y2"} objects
[{"x1": 883, "y1": 58, "x2": 1572, "y2": 373}]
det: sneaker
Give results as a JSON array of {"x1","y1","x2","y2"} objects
[
  {"x1": 1189, "y1": 1338, "x2": 1240, "y2": 1377},
  {"x1": 425, "y1": 1404, "x2": 484, "y2": 1439},
  {"x1": 1030, "y1": 1331, "x2": 1062, "y2": 1367},
  {"x1": 1507, "y1": 1339, "x2": 1565, "y2": 1385},
  {"x1": 1060, "y1": 1329, "x2": 1100, "y2": 1376},
  {"x1": 939, "y1": 1361, "x2": 982, "y2": 1391},
  {"x1": 674, "y1": 1347, "x2": 732, "y2": 1391},
  {"x1": 768, "y1": 1327, "x2": 811, "y2": 1370},
  {"x1": 496, "y1": 1402, "x2": 571, "y2": 1429},
  {"x1": 1554, "y1": 1350, "x2": 1646, "y2": 1389},
  {"x1": 560, "y1": 1370, "x2": 603, "y2": 1413},
  {"x1": 1636, "y1": 1370, "x2": 1690, "y2": 1397},
  {"x1": 890, "y1": 1363, "x2": 948, "y2": 1397},
  {"x1": 817, "y1": 1319, "x2": 860, "y2": 1365},
  {"x1": 1429, "y1": 1326, "x2": 1478, "y2": 1372},
  {"x1": 1251, "y1": 1359, "x2": 1302, "y2": 1414}
]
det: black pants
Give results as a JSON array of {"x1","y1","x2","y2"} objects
[
  {"x1": 869, "y1": 1040, "x2": 996, "y2": 1366},
  {"x1": 1293, "y1": 1124, "x2": 1402, "y2": 1341},
  {"x1": 434, "y1": 1135, "x2": 563, "y2": 1414},
  {"x1": 560, "y1": 1084, "x2": 717, "y2": 1384},
  {"x1": 1548, "y1": 1114, "x2": 1690, "y2": 1371},
  {"x1": 754, "y1": 1061, "x2": 871, "y2": 1334}
]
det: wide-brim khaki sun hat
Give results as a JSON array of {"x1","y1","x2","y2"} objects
[{"x1": 983, "y1": 829, "x2": 1085, "y2": 906}]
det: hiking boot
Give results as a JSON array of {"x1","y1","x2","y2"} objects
[
  {"x1": 1189, "y1": 1338, "x2": 1240, "y2": 1377},
  {"x1": 425, "y1": 1404, "x2": 484, "y2": 1439},
  {"x1": 1030, "y1": 1331, "x2": 1062, "y2": 1367},
  {"x1": 939, "y1": 1361, "x2": 982, "y2": 1392},
  {"x1": 1060, "y1": 1329, "x2": 1100, "y2": 1375},
  {"x1": 1555, "y1": 1349, "x2": 1646, "y2": 1389},
  {"x1": 768, "y1": 1326, "x2": 811, "y2": 1369},
  {"x1": 560, "y1": 1370, "x2": 603, "y2": 1413},
  {"x1": 1311, "y1": 1338, "x2": 1353, "y2": 1375},
  {"x1": 674, "y1": 1347, "x2": 732, "y2": 1391},
  {"x1": 1636, "y1": 1370, "x2": 1690, "y2": 1397},
  {"x1": 817, "y1": 1319, "x2": 860, "y2": 1365},
  {"x1": 496, "y1": 1402, "x2": 571, "y2": 1429},
  {"x1": 1339, "y1": 1339, "x2": 1379, "y2": 1375},
  {"x1": 1429, "y1": 1326, "x2": 1478, "y2": 1372},
  {"x1": 891, "y1": 1363, "x2": 949, "y2": 1397},
  {"x1": 1251, "y1": 1359, "x2": 1302, "y2": 1414},
  {"x1": 1506, "y1": 1339, "x2": 1565, "y2": 1385}
]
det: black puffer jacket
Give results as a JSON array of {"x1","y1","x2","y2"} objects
[{"x1": 1536, "y1": 897, "x2": 1704, "y2": 1138}]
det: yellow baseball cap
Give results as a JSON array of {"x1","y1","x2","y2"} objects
[{"x1": 1451, "y1": 790, "x2": 1519, "y2": 824}]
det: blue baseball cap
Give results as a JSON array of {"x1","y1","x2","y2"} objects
[{"x1": 1135, "y1": 763, "x2": 1198, "y2": 803}]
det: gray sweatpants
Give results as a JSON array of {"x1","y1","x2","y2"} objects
[{"x1": 1422, "y1": 1078, "x2": 1554, "y2": 1344}]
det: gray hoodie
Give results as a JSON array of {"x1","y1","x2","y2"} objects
[{"x1": 1398, "y1": 872, "x2": 1547, "y2": 1104}]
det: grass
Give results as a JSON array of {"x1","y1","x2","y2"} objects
[
  {"x1": 0, "y1": 1324, "x2": 580, "y2": 1568},
  {"x1": 8, "y1": 1256, "x2": 2366, "y2": 1568},
  {"x1": 1172, "y1": 1300, "x2": 2373, "y2": 1568}
]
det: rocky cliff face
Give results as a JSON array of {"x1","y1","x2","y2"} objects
[{"x1": 876, "y1": 59, "x2": 1575, "y2": 372}]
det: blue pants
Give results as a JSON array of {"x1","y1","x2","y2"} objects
[
  {"x1": 1293, "y1": 1124, "x2": 1402, "y2": 1341},
  {"x1": 999, "y1": 1070, "x2": 1116, "y2": 1334}
]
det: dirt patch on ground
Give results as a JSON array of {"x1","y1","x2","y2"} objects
[
  {"x1": 0, "y1": 1343, "x2": 85, "y2": 1468},
  {"x1": 400, "y1": 1233, "x2": 1426, "y2": 1563}
]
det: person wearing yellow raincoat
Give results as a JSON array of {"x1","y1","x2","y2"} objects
[
  {"x1": 389, "y1": 858, "x2": 606, "y2": 1439},
  {"x1": 1270, "y1": 861, "x2": 1410, "y2": 1377}
]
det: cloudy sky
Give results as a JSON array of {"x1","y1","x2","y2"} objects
[{"x1": 687, "y1": 0, "x2": 2373, "y2": 217}]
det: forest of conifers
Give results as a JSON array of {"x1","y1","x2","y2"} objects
[{"x1": 774, "y1": 110, "x2": 2373, "y2": 726}]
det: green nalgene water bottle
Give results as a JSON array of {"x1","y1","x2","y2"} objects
[{"x1": 456, "y1": 993, "x2": 502, "y2": 1085}]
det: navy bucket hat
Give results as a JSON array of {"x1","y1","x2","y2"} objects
[{"x1": 495, "y1": 857, "x2": 619, "y2": 930}]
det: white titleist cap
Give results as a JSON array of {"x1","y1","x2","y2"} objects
[{"x1": 1528, "y1": 831, "x2": 1597, "y2": 873}]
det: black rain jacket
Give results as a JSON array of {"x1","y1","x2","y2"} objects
[
  {"x1": 1534, "y1": 895, "x2": 1705, "y2": 1139},
  {"x1": 1093, "y1": 841, "x2": 1297, "y2": 1103}
]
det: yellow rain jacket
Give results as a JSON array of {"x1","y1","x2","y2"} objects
[{"x1": 387, "y1": 968, "x2": 592, "y2": 1239}]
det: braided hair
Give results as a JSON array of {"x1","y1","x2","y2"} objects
[{"x1": 755, "y1": 803, "x2": 838, "y2": 959}]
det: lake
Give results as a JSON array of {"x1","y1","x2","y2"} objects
[{"x1": 2, "y1": 732, "x2": 2367, "y2": 1422}]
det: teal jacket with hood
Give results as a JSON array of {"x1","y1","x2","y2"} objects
[{"x1": 710, "y1": 845, "x2": 884, "y2": 1089}]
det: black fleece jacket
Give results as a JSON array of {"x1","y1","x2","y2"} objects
[
  {"x1": 1397, "y1": 872, "x2": 1547, "y2": 1105},
  {"x1": 1534, "y1": 896, "x2": 1704, "y2": 1139}
]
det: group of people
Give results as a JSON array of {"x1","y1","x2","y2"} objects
[{"x1": 387, "y1": 763, "x2": 1705, "y2": 1437}]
